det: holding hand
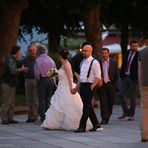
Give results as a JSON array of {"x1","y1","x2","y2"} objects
[
  {"x1": 18, "y1": 64, "x2": 28, "y2": 72},
  {"x1": 70, "y1": 88, "x2": 77, "y2": 94}
]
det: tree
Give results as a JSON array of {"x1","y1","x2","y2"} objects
[
  {"x1": 21, "y1": 0, "x2": 69, "y2": 53},
  {"x1": 0, "y1": 0, "x2": 28, "y2": 76},
  {"x1": 83, "y1": 5, "x2": 102, "y2": 56},
  {"x1": 102, "y1": 0, "x2": 148, "y2": 60},
  {"x1": 20, "y1": 0, "x2": 104, "y2": 56}
]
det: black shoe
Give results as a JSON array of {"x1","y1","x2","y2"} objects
[
  {"x1": 100, "y1": 120, "x2": 108, "y2": 125},
  {"x1": 1, "y1": 121, "x2": 9, "y2": 124},
  {"x1": 89, "y1": 124, "x2": 101, "y2": 131},
  {"x1": 74, "y1": 128, "x2": 85, "y2": 133},
  {"x1": 141, "y1": 138, "x2": 148, "y2": 142},
  {"x1": 40, "y1": 118, "x2": 45, "y2": 122},
  {"x1": 128, "y1": 115, "x2": 134, "y2": 121},
  {"x1": 9, "y1": 120, "x2": 19, "y2": 124},
  {"x1": 26, "y1": 119, "x2": 36, "y2": 123},
  {"x1": 118, "y1": 114, "x2": 129, "y2": 119}
]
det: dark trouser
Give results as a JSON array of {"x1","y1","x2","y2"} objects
[
  {"x1": 118, "y1": 76, "x2": 138, "y2": 116},
  {"x1": 37, "y1": 77, "x2": 54, "y2": 121},
  {"x1": 1, "y1": 83, "x2": 16, "y2": 122},
  {"x1": 25, "y1": 79, "x2": 38, "y2": 120},
  {"x1": 79, "y1": 83, "x2": 99, "y2": 129},
  {"x1": 100, "y1": 82, "x2": 116, "y2": 122}
]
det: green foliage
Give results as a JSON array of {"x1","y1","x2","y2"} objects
[
  {"x1": 60, "y1": 37, "x2": 86, "y2": 50},
  {"x1": 49, "y1": 37, "x2": 85, "y2": 67},
  {"x1": 102, "y1": 0, "x2": 148, "y2": 34}
]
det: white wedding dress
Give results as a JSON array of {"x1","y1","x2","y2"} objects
[{"x1": 41, "y1": 68, "x2": 92, "y2": 130}]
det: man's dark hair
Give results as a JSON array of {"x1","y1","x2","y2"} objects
[
  {"x1": 130, "y1": 40, "x2": 138, "y2": 45},
  {"x1": 11, "y1": 45, "x2": 21, "y2": 55},
  {"x1": 102, "y1": 47, "x2": 110, "y2": 53}
]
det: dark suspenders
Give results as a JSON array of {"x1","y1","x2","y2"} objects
[
  {"x1": 80, "y1": 58, "x2": 95, "y2": 79},
  {"x1": 87, "y1": 59, "x2": 95, "y2": 78}
]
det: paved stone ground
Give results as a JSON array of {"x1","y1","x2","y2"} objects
[{"x1": 0, "y1": 105, "x2": 148, "y2": 148}]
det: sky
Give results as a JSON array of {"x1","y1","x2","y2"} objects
[{"x1": 17, "y1": 29, "x2": 47, "y2": 55}]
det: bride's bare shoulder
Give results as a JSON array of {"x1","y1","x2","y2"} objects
[{"x1": 63, "y1": 61, "x2": 71, "y2": 68}]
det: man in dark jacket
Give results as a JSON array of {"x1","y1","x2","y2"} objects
[
  {"x1": 99, "y1": 48, "x2": 119, "y2": 124},
  {"x1": 118, "y1": 40, "x2": 139, "y2": 121},
  {"x1": 1, "y1": 45, "x2": 27, "y2": 124}
]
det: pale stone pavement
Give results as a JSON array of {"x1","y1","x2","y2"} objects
[{"x1": 0, "y1": 105, "x2": 148, "y2": 148}]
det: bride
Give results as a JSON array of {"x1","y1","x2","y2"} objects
[{"x1": 41, "y1": 49, "x2": 92, "y2": 130}]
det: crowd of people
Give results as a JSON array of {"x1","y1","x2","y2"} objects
[{"x1": 0, "y1": 40, "x2": 148, "y2": 142}]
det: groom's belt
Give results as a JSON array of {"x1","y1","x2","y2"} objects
[{"x1": 80, "y1": 82, "x2": 92, "y2": 85}]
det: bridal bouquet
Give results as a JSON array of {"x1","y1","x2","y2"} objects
[{"x1": 47, "y1": 68, "x2": 58, "y2": 78}]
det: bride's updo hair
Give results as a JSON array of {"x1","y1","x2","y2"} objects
[{"x1": 59, "y1": 48, "x2": 69, "y2": 60}]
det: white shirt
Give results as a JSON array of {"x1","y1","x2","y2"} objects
[{"x1": 80, "y1": 56, "x2": 101, "y2": 83}]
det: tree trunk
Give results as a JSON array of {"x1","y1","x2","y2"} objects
[
  {"x1": 48, "y1": 32, "x2": 60, "y2": 54},
  {"x1": 0, "y1": 0, "x2": 28, "y2": 77},
  {"x1": 83, "y1": 6, "x2": 102, "y2": 57},
  {"x1": 120, "y1": 22, "x2": 129, "y2": 63}
]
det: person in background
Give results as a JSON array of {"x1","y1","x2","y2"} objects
[
  {"x1": 34, "y1": 44, "x2": 56, "y2": 122},
  {"x1": 138, "y1": 47, "x2": 148, "y2": 142},
  {"x1": 70, "y1": 49, "x2": 83, "y2": 82},
  {"x1": 23, "y1": 44, "x2": 38, "y2": 123},
  {"x1": 118, "y1": 40, "x2": 139, "y2": 121},
  {"x1": 98, "y1": 48, "x2": 119, "y2": 124},
  {"x1": 1, "y1": 45, "x2": 27, "y2": 124}
]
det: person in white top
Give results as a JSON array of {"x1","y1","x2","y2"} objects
[{"x1": 71, "y1": 42, "x2": 102, "y2": 132}]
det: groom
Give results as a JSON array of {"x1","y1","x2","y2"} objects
[{"x1": 71, "y1": 42, "x2": 102, "y2": 132}]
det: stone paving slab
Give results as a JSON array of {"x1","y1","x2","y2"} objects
[{"x1": 0, "y1": 105, "x2": 148, "y2": 148}]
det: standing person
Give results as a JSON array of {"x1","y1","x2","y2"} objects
[
  {"x1": 41, "y1": 49, "x2": 92, "y2": 130},
  {"x1": 1, "y1": 45, "x2": 27, "y2": 124},
  {"x1": 70, "y1": 50, "x2": 83, "y2": 75},
  {"x1": 23, "y1": 44, "x2": 38, "y2": 123},
  {"x1": 118, "y1": 40, "x2": 139, "y2": 121},
  {"x1": 34, "y1": 44, "x2": 56, "y2": 122},
  {"x1": 70, "y1": 42, "x2": 90, "y2": 83},
  {"x1": 99, "y1": 48, "x2": 119, "y2": 124},
  {"x1": 138, "y1": 47, "x2": 148, "y2": 142},
  {"x1": 71, "y1": 42, "x2": 102, "y2": 133}
]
